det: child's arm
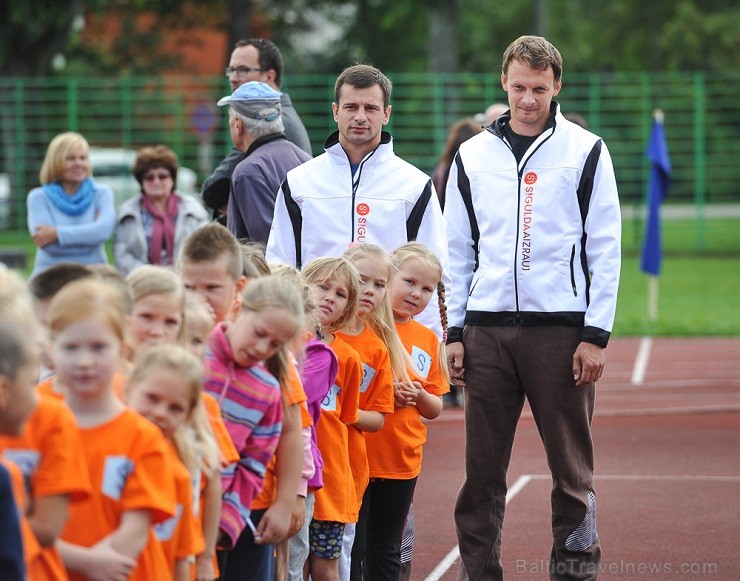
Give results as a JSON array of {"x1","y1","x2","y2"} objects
[
  {"x1": 108, "y1": 508, "x2": 152, "y2": 561},
  {"x1": 195, "y1": 468, "x2": 222, "y2": 581},
  {"x1": 256, "y1": 401, "x2": 303, "y2": 544},
  {"x1": 175, "y1": 558, "x2": 191, "y2": 581},
  {"x1": 353, "y1": 409, "x2": 385, "y2": 432},
  {"x1": 27, "y1": 494, "x2": 69, "y2": 547},
  {"x1": 57, "y1": 538, "x2": 137, "y2": 581}
]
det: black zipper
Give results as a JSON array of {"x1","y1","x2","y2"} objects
[{"x1": 570, "y1": 244, "x2": 578, "y2": 296}]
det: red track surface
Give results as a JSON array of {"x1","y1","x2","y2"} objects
[{"x1": 410, "y1": 338, "x2": 740, "y2": 580}]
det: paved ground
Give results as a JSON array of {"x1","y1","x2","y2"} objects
[{"x1": 409, "y1": 337, "x2": 740, "y2": 580}]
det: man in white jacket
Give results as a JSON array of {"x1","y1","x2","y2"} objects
[
  {"x1": 445, "y1": 36, "x2": 621, "y2": 581},
  {"x1": 266, "y1": 63, "x2": 448, "y2": 335}
]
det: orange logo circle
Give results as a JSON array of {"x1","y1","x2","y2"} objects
[
  {"x1": 524, "y1": 172, "x2": 537, "y2": 185},
  {"x1": 356, "y1": 203, "x2": 370, "y2": 216}
]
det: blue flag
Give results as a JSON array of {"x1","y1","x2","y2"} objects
[{"x1": 640, "y1": 117, "x2": 672, "y2": 275}]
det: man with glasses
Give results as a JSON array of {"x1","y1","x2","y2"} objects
[{"x1": 202, "y1": 38, "x2": 312, "y2": 223}]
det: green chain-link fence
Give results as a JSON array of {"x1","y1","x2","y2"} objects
[{"x1": 2, "y1": 71, "x2": 739, "y2": 253}]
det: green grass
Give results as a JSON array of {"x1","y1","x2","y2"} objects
[
  {"x1": 3, "y1": 218, "x2": 739, "y2": 337},
  {"x1": 614, "y1": 256, "x2": 740, "y2": 336}
]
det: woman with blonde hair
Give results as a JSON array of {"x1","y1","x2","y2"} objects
[{"x1": 27, "y1": 132, "x2": 116, "y2": 275}]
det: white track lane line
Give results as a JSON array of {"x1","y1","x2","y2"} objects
[
  {"x1": 630, "y1": 336, "x2": 652, "y2": 385},
  {"x1": 424, "y1": 475, "x2": 533, "y2": 581}
]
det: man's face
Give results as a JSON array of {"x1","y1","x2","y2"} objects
[
  {"x1": 502, "y1": 59, "x2": 561, "y2": 137},
  {"x1": 332, "y1": 83, "x2": 391, "y2": 158},
  {"x1": 227, "y1": 45, "x2": 271, "y2": 91}
]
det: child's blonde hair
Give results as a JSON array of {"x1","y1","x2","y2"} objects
[
  {"x1": 48, "y1": 278, "x2": 128, "y2": 342},
  {"x1": 126, "y1": 265, "x2": 185, "y2": 339},
  {"x1": 240, "y1": 241, "x2": 271, "y2": 277},
  {"x1": 392, "y1": 242, "x2": 451, "y2": 383},
  {"x1": 302, "y1": 257, "x2": 361, "y2": 333},
  {"x1": 183, "y1": 292, "x2": 216, "y2": 354},
  {"x1": 238, "y1": 275, "x2": 304, "y2": 388},
  {"x1": 0, "y1": 267, "x2": 38, "y2": 337},
  {"x1": 128, "y1": 344, "x2": 221, "y2": 476},
  {"x1": 343, "y1": 243, "x2": 411, "y2": 381},
  {"x1": 271, "y1": 263, "x2": 319, "y2": 335}
]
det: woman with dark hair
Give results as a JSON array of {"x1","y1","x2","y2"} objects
[
  {"x1": 431, "y1": 118, "x2": 483, "y2": 210},
  {"x1": 27, "y1": 132, "x2": 116, "y2": 275},
  {"x1": 114, "y1": 145, "x2": 208, "y2": 275}
]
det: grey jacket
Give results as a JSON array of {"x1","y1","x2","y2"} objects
[
  {"x1": 201, "y1": 92, "x2": 312, "y2": 215},
  {"x1": 113, "y1": 193, "x2": 209, "y2": 275}
]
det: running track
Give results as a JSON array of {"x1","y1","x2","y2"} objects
[{"x1": 410, "y1": 338, "x2": 740, "y2": 580}]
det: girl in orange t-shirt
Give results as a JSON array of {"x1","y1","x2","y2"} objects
[
  {"x1": 49, "y1": 279, "x2": 178, "y2": 581},
  {"x1": 126, "y1": 343, "x2": 224, "y2": 580},
  {"x1": 339, "y1": 243, "x2": 413, "y2": 580},
  {"x1": 366, "y1": 242, "x2": 450, "y2": 579},
  {"x1": 303, "y1": 257, "x2": 363, "y2": 581}
]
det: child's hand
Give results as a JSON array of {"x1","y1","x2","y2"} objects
[
  {"x1": 86, "y1": 537, "x2": 137, "y2": 581},
  {"x1": 256, "y1": 502, "x2": 291, "y2": 544},
  {"x1": 195, "y1": 552, "x2": 217, "y2": 581},
  {"x1": 394, "y1": 381, "x2": 423, "y2": 408},
  {"x1": 286, "y1": 496, "x2": 307, "y2": 539}
]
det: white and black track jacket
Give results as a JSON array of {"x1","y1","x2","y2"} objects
[
  {"x1": 445, "y1": 105, "x2": 621, "y2": 347},
  {"x1": 266, "y1": 130, "x2": 449, "y2": 335}
]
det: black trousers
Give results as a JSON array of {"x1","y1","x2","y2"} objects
[{"x1": 351, "y1": 477, "x2": 417, "y2": 581}]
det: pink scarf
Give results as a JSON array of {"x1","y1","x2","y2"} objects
[{"x1": 141, "y1": 194, "x2": 179, "y2": 266}]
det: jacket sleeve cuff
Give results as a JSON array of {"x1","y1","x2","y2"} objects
[
  {"x1": 582, "y1": 326, "x2": 610, "y2": 348},
  {"x1": 446, "y1": 326, "x2": 464, "y2": 345}
]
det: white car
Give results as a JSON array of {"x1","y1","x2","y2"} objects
[{"x1": 90, "y1": 148, "x2": 200, "y2": 207}]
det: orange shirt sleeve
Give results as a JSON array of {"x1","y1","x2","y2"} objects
[{"x1": 201, "y1": 392, "x2": 240, "y2": 466}]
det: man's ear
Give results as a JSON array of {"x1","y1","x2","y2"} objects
[{"x1": 264, "y1": 69, "x2": 278, "y2": 87}]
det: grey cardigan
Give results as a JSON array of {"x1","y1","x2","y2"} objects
[{"x1": 113, "y1": 192, "x2": 209, "y2": 275}]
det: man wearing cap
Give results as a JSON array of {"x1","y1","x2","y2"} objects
[
  {"x1": 202, "y1": 38, "x2": 312, "y2": 223},
  {"x1": 218, "y1": 81, "x2": 312, "y2": 244}
]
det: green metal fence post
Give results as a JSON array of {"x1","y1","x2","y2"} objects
[
  {"x1": 67, "y1": 79, "x2": 78, "y2": 132},
  {"x1": 694, "y1": 73, "x2": 706, "y2": 251},
  {"x1": 13, "y1": 79, "x2": 26, "y2": 229},
  {"x1": 122, "y1": 76, "x2": 133, "y2": 148}
]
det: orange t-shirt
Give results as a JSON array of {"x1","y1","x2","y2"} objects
[
  {"x1": 0, "y1": 393, "x2": 93, "y2": 581},
  {"x1": 365, "y1": 319, "x2": 449, "y2": 479},
  {"x1": 336, "y1": 325, "x2": 395, "y2": 505},
  {"x1": 60, "y1": 407, "x2": 177, "y2": 581},
  {"x1": 155, "y1": 443, "x2": 205, "y2": 572},
  {"x1": 0, "y1": 457, "x2": 42, "y2": 575},
  {"x1": 253, "y1": 361, "x2": 309, "y2": 510},
  {"x1": 312, "y1": 336, "x2": 362, "y2": 523}
]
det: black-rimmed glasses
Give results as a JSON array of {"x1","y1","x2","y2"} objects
[{"x1": 225, "y1": 66, "x2": 265, "y2": 77}]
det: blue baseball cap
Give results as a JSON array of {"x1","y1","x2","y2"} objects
[{"x1": 217, "y1": 81, "x2": 283, "y2": 122}]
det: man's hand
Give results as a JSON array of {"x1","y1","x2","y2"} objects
[
  {"x1": 447, "y1": 342, "x2": 466, "y2": 387},
  {"x1": 572, "y1": 342, "x2": 605, "y2": 387}
]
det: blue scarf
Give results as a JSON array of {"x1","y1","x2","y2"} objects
[{"x1": 43, "y1": 178, "x2": 95, "y2": 216}]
